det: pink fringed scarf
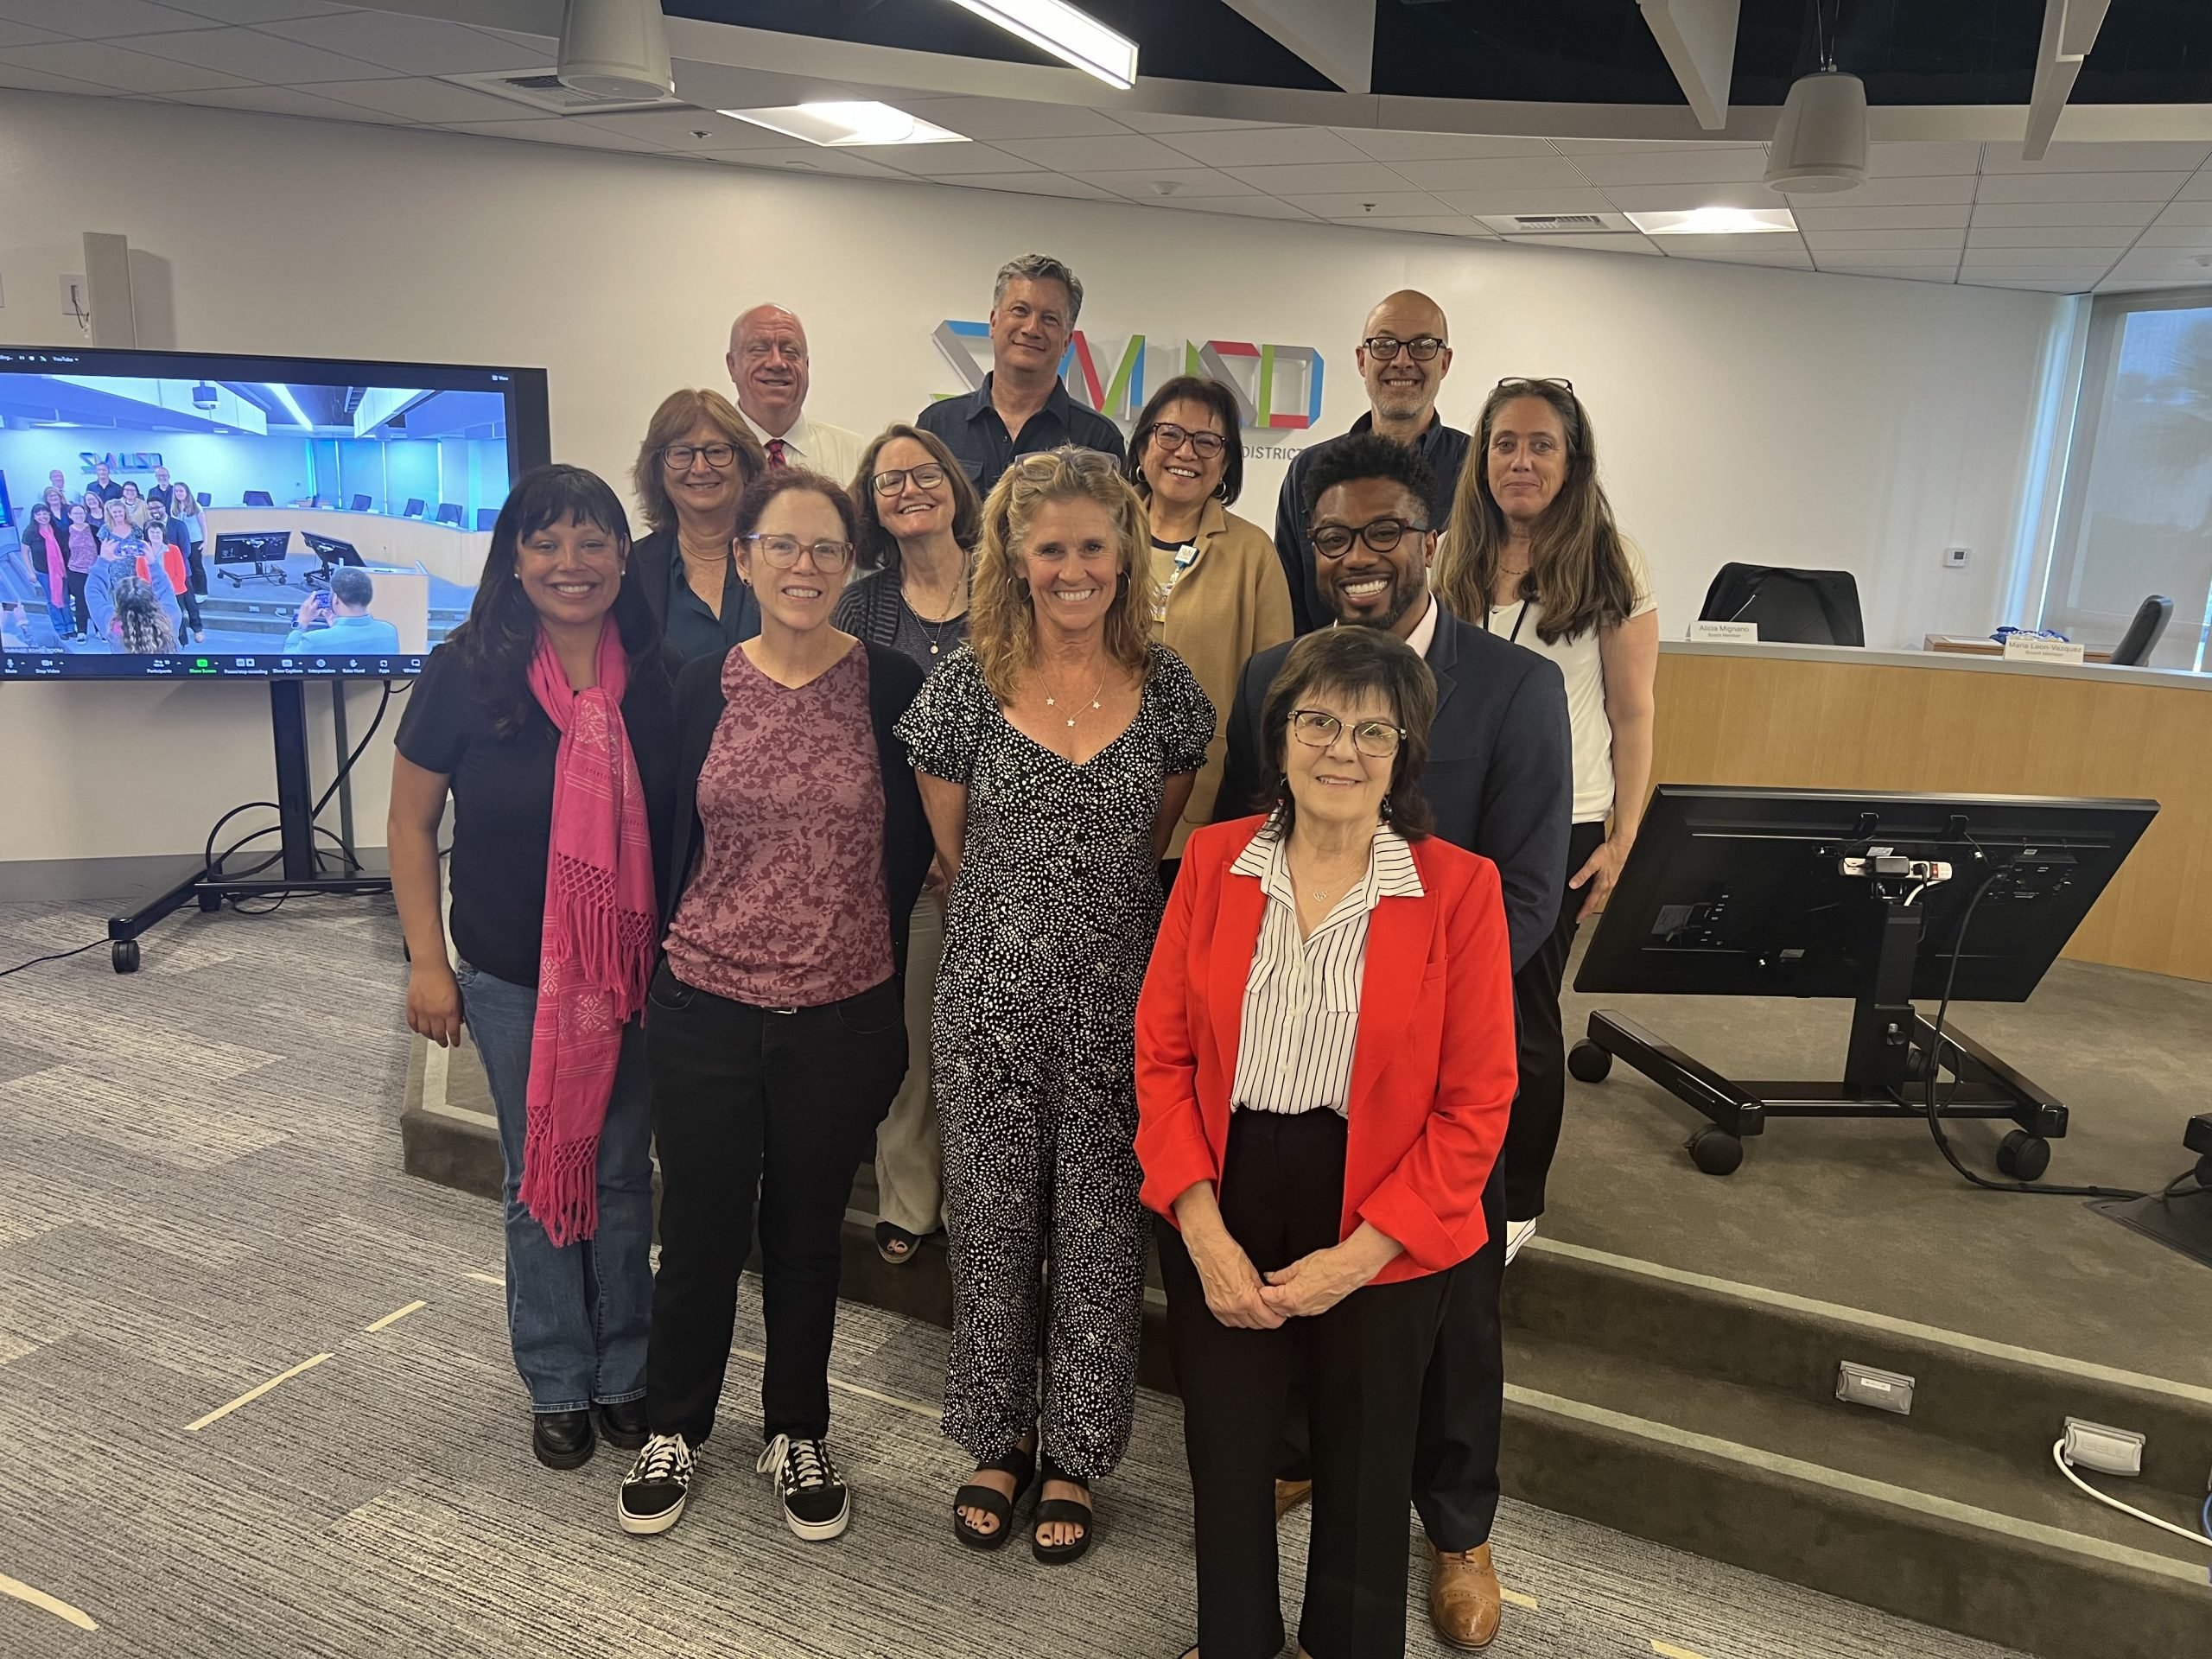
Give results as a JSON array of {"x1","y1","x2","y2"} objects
[{"x1": 518, "y1": 625, "x2": 658, "y2": 1247}]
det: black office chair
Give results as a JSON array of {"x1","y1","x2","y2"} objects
[
  {"x1": 1699, "y1": 563, "x2": 1866, "y2": 646},
  {"x1": 402, "y1": 499, "x2": 425, "y2": 519},
  {"x1": 349, "y1": 493, "x2": 372, "y2": 512},
  {"x1": 196, "y1": 492, "x2": 211, "y2": 508},
  {"x1": 435, "y1": 503, "x2": 465, "y2": 528},
  {"x1": 475, "y1": 507, "x2": 498, "y2": 531},
  {"x1": 242, "y1": 490, "x2": 274, "y2": 508},
  {"x1": 2107, "y1": 594, "x2": 2173, "y2": 667}
]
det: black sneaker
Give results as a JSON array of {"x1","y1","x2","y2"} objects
[
  {"x1": 618, "y1": 1433, "x2": 693, "y2": 1536},
  {"x1": 758, "y1": 1433, "x2": 849, "y2": 1541}
]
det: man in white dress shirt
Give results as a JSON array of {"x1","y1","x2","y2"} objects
[{"x1": 727, "y1": 303, "x2": 866, "y2": 486}]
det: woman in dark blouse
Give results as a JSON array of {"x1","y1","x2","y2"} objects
[
  {"x1": 626, "y1": 387, "x2": 770, "y2": 662},
  {"x1": 389, "y1": 465, "x2": 680, "y2": 1474},
  {"x1": 617, "y1": 469, "x2": 931, "y2": 1547}
]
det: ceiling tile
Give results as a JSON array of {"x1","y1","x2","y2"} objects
[
  {"x1": 1980, "y1": 142, "x2": 2212, "y2": 175},
  {"x1": 1108, "y1": 109, "x2": 1276, "y2": 134},
  {"x1": 2152, "y1": 200, "x2": 2212, "y2": 227},
  {"x1": 1004, "y1": 132, "x2": 1195, "y2": 172},
  {"x1": 1073, "y1": 167, "x2": 1256, "y2": 200},
  {"x1": 1961, "y1": 276, "x2": 2094, "y2": 291},
  {"x1": 1430, "y1": 187, "x2": 1616, "y2": 216},
  {"x1": 1546, "y1": 137, "x2": 1761, "y2": 154},
  {"x1": 0, "y1": 0, "x2": 211, "y2": 33},
  {"x1": 1220, "y1": 162, "x2": 1416, "y2": 195},
  {"x1": 116, "y1": 23, "x2": 390, "y2": 81},
  {"x1": 1390, "y1": 155, "x2": 1589, "y2": 192},
  {"x1": 2136, "y1": 225, "x2": 2212, "y2": 247},
  {"x1": 1866, "y1": 142, "x2": 1982, "y2": 178},
  {"x1": 575, "y1": 110, "x2": 800, "y2": 146},
  {"x1": 1565, "y1": 147, "x2": 1771, "y2": 187},
  {"x1": 1594, "y1": 181, "x2": 1791, "y2": 213},
  {"x1": 1974, "y1": 171, "x2": 2190, "y2": 204},
  {"x1": 1670, "y1": 248, "x2": 1814, "y2": 269},
  {"x1": 1333, "y1": 215, "x2": 1494, "y2": 238},
  {"x1": 0, "y1": 19, "x2": 62, "y2": 46},
  {"x1": 158, "y1": 0, "x2": 350, "y2": 20},
  {"x1": 1967, "y1": 225, "x2": 2148, "y2": 248},
  {"x1": 254, "y1": 13, "x2": 541, "y2": 76},
  {"x1": 157, "y1": 80, "x2": 403, "y2": 122},
  {"x1": 712, "y1": 147, "x2": 908, "y2": 180},
  {"x1": 841, "y1": 141, "x2": 1040, "y2": 177},
  {"x1": 1957, "y1": 265, "x2": 2115, "y2": 283},
  {"x1": 287, "y1": 75, "x2": 541, "y2": 124},
  {"x1": 2175, "y1": 169, "x2": 2212, "y2": 202},
  {"x1": 1809, "y1": 247, "x2": 1959, "y2": 267},
  {"x1": 1834, "y1": 175, "x2": 1977, "y2": 207},
  {"x1": 1969, "y1": 200, "x2": 2160, "y2": 227},
  {"x1": 1154, "y1": 124, "x2": 1368, "y2": 168},
  {"x1": 0, "y1": 58, "x2": 135, "y2": 96},
  {"x1": 931, "y1": 171, "x2": 1122, "y2": 202},
  {"x1": 1499, "y1": 232, "x2": 1662, "y2": 256},
  {"x1": 1648, "y1": 231, "x2": 1804, "y2": 254},
  {"x1": 1281, "y1": 191, "x2": 1453, "y2": 219},
  {"x1": 440, "y1": 118, "x2": 665, "y2": 154},
  {"x1": 1148, "y1": 194, "x2": 1319, "y2": 222},
  {"x1": 896, "y1": 96, "x2": 1126, "y2": 141},
  {"x1": 1787, "y1": 204, "x2": 1970, "y2": 231},
  {"x1": 1802, "y1": 227, "x2": 1967, "y2": 251},
  {"x1": 0, "y1": 38, "x2": 245, "y2": 92},
  {"x1": 1821, "y1": 266, "x2": 1961, "y2": 283},
  {"x1": 1332, "y1": 129, "x2": 1555, "y2": 162}
]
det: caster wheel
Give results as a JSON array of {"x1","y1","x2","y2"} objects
[
  {"x1": 1688, "y1": 1125, "x2": 1744, "y2": 1176},
  {"x1": 111, "y1": 939, "x2": 140, "y2": 974},
  {"x1": 1567, "y1": 1039, "x2": 1612, "y2": 1084},
  {"x1": 1997, "y1": 1130, "x2": 2050, "y2": 1182}
]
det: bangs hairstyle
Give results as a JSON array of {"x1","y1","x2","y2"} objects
[
  {"x1": 448, "y1": 463, "x2": 672, "y2": 736},
  {"x1": 1125, "y1": 374, "x2": 1244, "y2": 507},
  {"x1": 969, "y1": 447, "x2": 1151, "y2": 704},
  {"x1": 732, "y1": 467, "x2": 860, "y2": 547},
  {"x1": 630, "y1": 388, "x2": 766, "y2": 536},
  {"x1": 1258, "y1": 627, "x2": 1436, "y2": 841},
  {"x1": 849, "y1": 423, "x2": 981, "y2": 573},
  {"x1": 1435, "y1": 379, "x2": 1637, "y2": 645}
]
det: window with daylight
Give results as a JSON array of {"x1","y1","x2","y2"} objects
[{"x1": 2040, "y1": 289, "x2": 2212, "y2": 669}]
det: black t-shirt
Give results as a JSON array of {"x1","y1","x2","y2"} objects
[{"x1": 395, "y1": 641, "x2": 681, "y2": 988}]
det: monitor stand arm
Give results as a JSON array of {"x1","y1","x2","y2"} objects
[{"x1": 1571, "y1": 893, "x2": 2069, "y2": 1178}]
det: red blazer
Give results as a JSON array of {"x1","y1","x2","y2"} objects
[{"x1": 1135, "y1": 816, "x2": 1517, "y2": 1284}]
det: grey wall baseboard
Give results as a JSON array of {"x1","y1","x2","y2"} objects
[{"x1": 0, "y1": 849, "x2": 390, "y2": 905}]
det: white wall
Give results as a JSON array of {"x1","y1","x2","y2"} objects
[{"x1": 0, "y1": 92, "x2": 2063, "y2": 872}]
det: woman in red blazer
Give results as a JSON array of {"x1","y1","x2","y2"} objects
[{"x1": 1136, "y1": 626, "x2": 1516, "y2": 1659}]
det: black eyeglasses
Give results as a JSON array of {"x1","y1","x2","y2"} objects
[
  {"x1": 1495, "y1": 376, "x2": 1573, "y2": 393},
  {"x1": 661, "y1": 442, "x2": 741, "y2": 471},
  {"x1": 1363, "y1": 335, "x2": 1446, "y2": 362},
  {"x1": 1145, "y1": 423, "x2": 1228, "y2": 461},
  {"x1": 1309, "y1": 516, "x2": 1428, "y2": 560},
  {"x1": 1291, "y1": 709, "x2": 1404, "y2": 759},
  {"x1": 871, "y1": 464, "x2": 949, "y2": 496}
]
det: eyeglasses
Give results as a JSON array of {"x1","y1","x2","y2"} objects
[
  {"x1": 1309, "y1": 516, "x2": 1427, "y2": 560},
  {"x1": 1291, "y1": 709, "x2": 1404, "y2": 759},
  {"x1": 1363, "y1": 335, "x2": 1446, "y2": 362},
  {"x1": 661, "y1": 442, "x2": 740, "y2": 471},
  {"x1": 1146, "y1": 423, "x2": 1228, "y2": 461},
  {"x1": 743, "y1": 534, "x2": 853, "y2": 573},
  {"x1": 1495, "y1": 376, "x2": 1573, "y2": 393},
  {"x1": 871, "y1": 464, "x2": 949, "y2": 496}
]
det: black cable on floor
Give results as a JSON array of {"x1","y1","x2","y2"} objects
[{"x1": 0, "y1": 938, "x2": 106, "y2": 979}]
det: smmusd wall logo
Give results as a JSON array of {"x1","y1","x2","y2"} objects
[{"x1": 933, "y1": 321, "x2": 1325, "y2": 444}]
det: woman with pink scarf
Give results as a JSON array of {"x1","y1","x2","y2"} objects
[{"x1": 389, "y1": 465, "x2": 680, "y2": 1471}]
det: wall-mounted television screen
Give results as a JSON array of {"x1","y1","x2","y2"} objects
[{"x1": 0, "y1": 345, "x2": 550, "y2": 681}]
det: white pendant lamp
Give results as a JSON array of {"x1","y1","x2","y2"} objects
[
  {"x1": 1763, "y1": 67, "x2": 1867, "y2": 194},
  {"x1": 558, "y1": 0, "x2": 674, "y2": 102}
]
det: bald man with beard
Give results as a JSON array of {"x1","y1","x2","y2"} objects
[
  {"x1": 727, "y1": 302, "x2": 866, "y2": 484},
  {"x1": 1273, "y1": 289, "x2": 1469, "y2": 634}
]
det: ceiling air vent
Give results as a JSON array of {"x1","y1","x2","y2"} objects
[
  {"x1": 1475, "y1": 210, "x2": 1639, "y2": 236},
  {"x1": 443, "y1": 69, "x2": 685, "y2": 116}
]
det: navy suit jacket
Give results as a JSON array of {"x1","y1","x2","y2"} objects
[{"x1": 1215, "y1": 606, "x2": 1573, "y2": 971}]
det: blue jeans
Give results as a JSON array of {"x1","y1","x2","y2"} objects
[{"x1": 459, "y1": 962, "x2": 655, "y2": 1414}]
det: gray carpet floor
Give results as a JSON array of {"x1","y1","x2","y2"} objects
[{"x1": 0, "y1": 894, "x2": 2031, "y2": 1658}]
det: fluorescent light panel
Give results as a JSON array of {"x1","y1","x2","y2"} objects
[
  {"x1": 944, "y1": 0, "x2": 1140, "y2": 90},
  {"x1": 1627, "y1": 207, "x2": 1799, "y2": 236},
  {"x1": 264, "y1": 382, "x2": 315, "y2": 429},
  {"x1": 719, "y1": 102, "x2": 969, "y2": 147}
]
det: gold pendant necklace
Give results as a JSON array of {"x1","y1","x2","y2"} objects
[{"x1": 1044, "y1": 671, "x2": 1107, "y2": 728}]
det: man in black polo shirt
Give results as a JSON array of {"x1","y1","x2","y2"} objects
[
  {"x1": 1274, "y1": 289, "x2": 1469, "y2": 634},
  {"x1": 915, "y1": 252, "x2": 1125, "y2": 493}
]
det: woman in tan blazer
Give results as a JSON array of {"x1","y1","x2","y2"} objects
[{"x1": 1125, "y1": 374, "x2": 1295, "y2": 882}]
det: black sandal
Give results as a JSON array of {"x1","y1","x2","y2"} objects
[
  {"x1": 1031, "y1": 1456, "x2": 1094, "y2": 1565},
  {"x1": 952, "y1": 1443, "x2": 1036, "y2": 1551},
  {"x1": 874, "y1": 1221, "x2": 921, "y2": 1265}
]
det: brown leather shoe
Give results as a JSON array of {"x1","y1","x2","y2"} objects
[
  {"x1": 1273, "y1": 1478, "x2": 1313, "y2": 1521},
  {"x1": 1428, "y1": 1541, "x2": 1503, "y2": 1650}
]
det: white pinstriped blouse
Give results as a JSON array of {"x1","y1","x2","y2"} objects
[{"x1": 1228, "y1": 821, "x2": 1427, "y2": 1117}]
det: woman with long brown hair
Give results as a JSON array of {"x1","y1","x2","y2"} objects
[{"x1": 1433, "y1": 377, "x2": 1657, "y2": 1257}]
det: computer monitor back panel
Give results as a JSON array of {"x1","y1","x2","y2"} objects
[
  {"x1": 1576, "y1": 785, "x2": 2157, "y2": 1002},
  {"x1": 1, "y1": 344, "x2": 548, "y2": 680}
]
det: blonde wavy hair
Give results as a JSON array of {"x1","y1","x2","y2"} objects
[{"x1": 969, "y1": 447, "x2": 1151, "y2": 702}]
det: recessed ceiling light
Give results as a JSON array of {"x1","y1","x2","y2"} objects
[
  {"x1": 943, "y1": 0, "x2": 1140, "y2": 91},
  {"x1": 718, "y1": 102, "x2": 969, "y2": 148},
  {"x1": 1625, "y1": 207, "x2": 1798, "y2": 236}
]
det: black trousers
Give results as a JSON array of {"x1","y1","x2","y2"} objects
[
  {"x1": 1502, "y1": 817, "x2": 1609, "y2": 1222},
  {"x1": 1160, "y1": 1109, "x2": 1452, "y2": 1659},
  {"x1": 1410, "y1": 1157, "x2": 1507, "y2": 1551},
  {"x1": 66, "y1": 569, "x2": 89, "y2": 633},
  {"x1": 643, "y1": 961, "x2": 906, "y2": 1446}
]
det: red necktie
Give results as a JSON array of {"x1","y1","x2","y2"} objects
[{"x1": 766, "y1": 438, "x2": 787, "y2": 470}]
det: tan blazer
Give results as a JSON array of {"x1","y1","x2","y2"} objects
[{"x1": 1153, "y1": 499, "x2": 1295, "y2": 857}]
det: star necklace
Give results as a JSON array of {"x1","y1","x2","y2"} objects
[{"x1": 1043, "y1": 671, "x2": 1108, "y2": 728}]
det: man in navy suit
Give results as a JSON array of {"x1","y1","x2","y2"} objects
[{"x1": 1216, "y1": 431, "x2": 1571, "y2": 1653}]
